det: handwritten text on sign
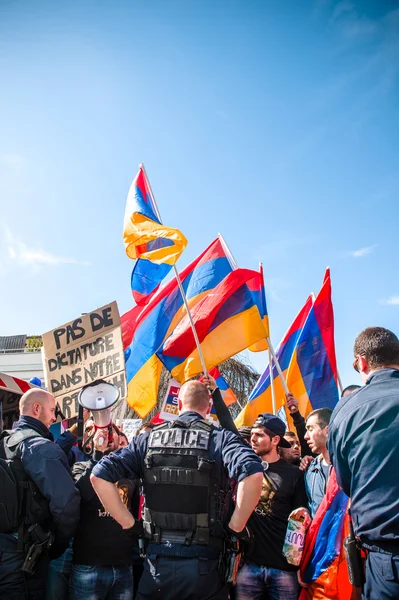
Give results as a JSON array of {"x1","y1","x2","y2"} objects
[{"x1": 42, "y1": 302, "x2": 126, "y2": 418}]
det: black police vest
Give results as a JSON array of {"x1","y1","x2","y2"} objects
[{"x1": 142, "y1": 419, "x2": 224, "y2": 548}]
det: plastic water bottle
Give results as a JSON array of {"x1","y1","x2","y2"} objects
[{"x1": 282, "y1": 515, "x2": 306, "y2": 566}]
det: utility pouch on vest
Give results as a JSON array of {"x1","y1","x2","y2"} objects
[
  {"x1": 143, "y1": 419, "x2": 223, "y2": 549},
  {"x1": 344, "y1": 510, "x2": 365, "y2": 588}
]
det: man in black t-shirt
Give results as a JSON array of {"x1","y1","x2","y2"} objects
[
  {"x1": 70, "y1": 426, "x2": 140, "y2": 600},
  {"x1": 236, "y1": 413, "x2": 310, "y2": 600}
]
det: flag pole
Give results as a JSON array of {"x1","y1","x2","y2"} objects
[
  {"x1": 218, "y1": 232, "x2": 238, "y2": 270},
  {"x1": 140, "y1": 163, "x2": 208, "y2": 375},
  {"x1": 268, "y1": 348, "x2": 277, "y2": 415},
  {"x1": 266, "y1": 337, "x2": 290, "y2": 395},
  {"x1": 337, "y1": 372, "x2": 344, "y2": 395}
]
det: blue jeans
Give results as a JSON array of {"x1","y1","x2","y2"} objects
[
  {"x1": 70, "y1": 564, "x2": 133, "y2": 600},
  {"x1": 236, "y1": 562, "x2": 299, "y2": 600},
  {"x1": 46, "y1": 545, "x2": 73, "y2": 600}
]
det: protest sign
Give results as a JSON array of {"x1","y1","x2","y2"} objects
[
  {"x1": 42, "y1": 301, "x2": 126, "y2": 419},
  {"x1": 121, "y1": 418, "x2": 142, "y2": 441},
  {"x1": 206, "y1": 402, "x2": 220, "y2": 426},
  {"x1": 159, "y1": 379, "x2": 181, "y2": 421},
  {"x1": 159, "y1": 378, "x2": 220, "y2": 425}
]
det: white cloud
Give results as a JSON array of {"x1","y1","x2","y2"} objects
[
  {"x1": 2, "y1": 226, "x2": 90, "y2": 271},
  {"x1": 380, "y1": 296, "x2": 399, "y2": 306},
  {"x1": 344, "y1": 245, "x2": 377, "y2": 258}
]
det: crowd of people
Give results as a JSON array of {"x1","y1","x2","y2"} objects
[{"x1": 0, "y1": 326, "x2": 398, "y2": 600}]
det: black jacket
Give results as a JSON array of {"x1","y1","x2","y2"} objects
[
  {"x1": 0, "y1": 416, "x2": 80, "y2": 556},
  {"x1": 328, "y1": 369, "x2": 399, "y2": 553}
]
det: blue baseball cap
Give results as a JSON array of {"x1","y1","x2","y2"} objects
[{"x1": 252, "y1": 413, "x2": 291, "y2": 448}]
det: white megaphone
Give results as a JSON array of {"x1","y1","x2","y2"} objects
[{"x1": 78, "y1": 380, "x2": 120, "y2": 447}]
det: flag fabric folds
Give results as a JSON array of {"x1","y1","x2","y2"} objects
[
  {"x1": 299, "y1": 468, "x2": 352, "y2": 600},
  {"x1": 124, "y1": 165, "x2": 187, "y2": 305},
  {"x1": 122, "y1": 238, "x2": 233, "y2": 418},
  {"x1": 123, "y1": 165, "x2": 187, "y2": 264},
  {"x1": 235, "y1": 268, "x2": 339, "y2": 427},
  {"x1": 131, "y1": 259, "x2": 172, "y2": 305},
  {"x1": 157, "y1": 269, "x2": 269, "y2": 383},
  {"x1": 248, "y1": 263, "x2": 269, "y2": 352}
]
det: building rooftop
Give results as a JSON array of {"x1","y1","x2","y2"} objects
[{"x1": 0, "y1": 335, "x2": 42, "y2": 354}]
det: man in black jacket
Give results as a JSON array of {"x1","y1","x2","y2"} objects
[
  {"x1": 328, "y1": 327, "x2": 399, "y2": 600},
  {"x1": 0, "y1": 388, "x2": 80, "y2": 600}
]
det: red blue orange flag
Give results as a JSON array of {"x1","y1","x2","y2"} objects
[
  {"x1": 248, "y1": 263, "x2": 269, "y2": 352},
  {"x1": 123, "y1": 165, "x2": 187, "y2": 264},
  {"x1": 157, "y1": 269, "x2": 269, "y2": 383},
  {"x1": 201, "y1": 367, "x2": 238, "y2": 407},
  {"x1": 299, "y1": 468, "x2": 352, "y2": 600},
  {"x1": 124, "y1": 165, "x2": 187, "y2": 305},
  {"x1": 122, "y1": 238, "x2": 233, "y2": 417},
  {"x1": 235, "y1": 268, "x2": 339, "y2": 427}
]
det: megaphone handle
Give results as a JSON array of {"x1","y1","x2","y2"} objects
[
  {"x1": 77, "y1": 405, "x2": 84, "y2": 451},
  {"x1": 108, "y1": 423, "x2": 114, "y2": 443}
]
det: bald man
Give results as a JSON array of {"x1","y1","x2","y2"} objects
[
  {"x1": 0, "y1": 388, "x2": 80, "y2": 600},
  {"x1": 91, "y1": 380, "x2": 264, "y2": 600}
]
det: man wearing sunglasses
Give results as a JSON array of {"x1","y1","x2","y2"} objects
[{"x1": 328, "y1": 327, "x2": 399, "y2": 600}]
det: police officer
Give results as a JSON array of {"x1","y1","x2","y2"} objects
[
  {"x1": 0, "y1": 388, "x2": 80, "y2": 599},
  {"x1": 91, "y1": 380, "x2": 264, "y2": 600},
  {"x1": 328, "y1": 327, "x2": 399, "y2": 600}
]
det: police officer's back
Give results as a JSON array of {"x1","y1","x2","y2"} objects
[
  {"x1": 328, "y1": 327, "x2": 399, "y2": 600},
  {"x1": 0, "y1": 388, "x2": 80, "y2": 600},
  {"x1": 91, "y1": 380, "x2": 264, "y2": 600}
]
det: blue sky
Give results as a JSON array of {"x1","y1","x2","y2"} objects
[{"x1": 1, "y1": 0, "x2": 398, "y2": 389}]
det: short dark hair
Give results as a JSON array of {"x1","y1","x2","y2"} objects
[
  {"x1": 341, "y1": 385, "x2": 361, "y2": 397},
  {"x1": 306, "y1": 408, "x2": 332, "y2": 429},
  {"x1": 354, "y1": 327, "x2": 399, "y2": 369},
  {"x1": 284, "y1": 431, "x2": 297, "y2": 438}
]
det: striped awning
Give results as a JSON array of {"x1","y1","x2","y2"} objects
[{"x1": 0, "y1": 372, "x2": 33, "y2": 395}]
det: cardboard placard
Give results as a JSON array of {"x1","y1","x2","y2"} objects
[
  {"x1": 159, "y1": 379, "x2": 219, "y2": 426},
  {"x1": 42, "y1": 301, "x2": 126, "y2": 420},
  {"x1": 121, "y1": 419, "x2": 142, "y2": 442}
]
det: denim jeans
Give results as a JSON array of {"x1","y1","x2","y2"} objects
[
  {"x1": 70, "y1": 564, "x2": 133, "y2": 600},
  {"x1": 46, "y1": 545, "x2": 73, "y2": 600},
  {"x1": 236, "y1": 562, "x2": 299, "y2": 600}
]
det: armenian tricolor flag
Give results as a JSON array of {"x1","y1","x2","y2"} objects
[
  {"x1": 124, "y1": 165, "x2": 187, "y2": 304},
  {"x1": 157, "y1": 268, "x2": 269, "y2": 383},
  {"x1": 208, "y1": 366, "x2": 237, "y2": 406},
  {"x1": 248, "y1": 264, "x2": 269, "y2": 352},
  {"x1": 235, "y1": 268, "x2": 339, "y2": 427},
  {"x1": 122, "y1": 238, "x2": 232, "y2": 417},
  {"x1": 299, "y1": 469, "x2": 352, "y2": 600}
]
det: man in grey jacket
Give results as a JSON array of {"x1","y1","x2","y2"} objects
[{"x1": 0, "y1": 388, "x2": 80, "y2": 600}]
